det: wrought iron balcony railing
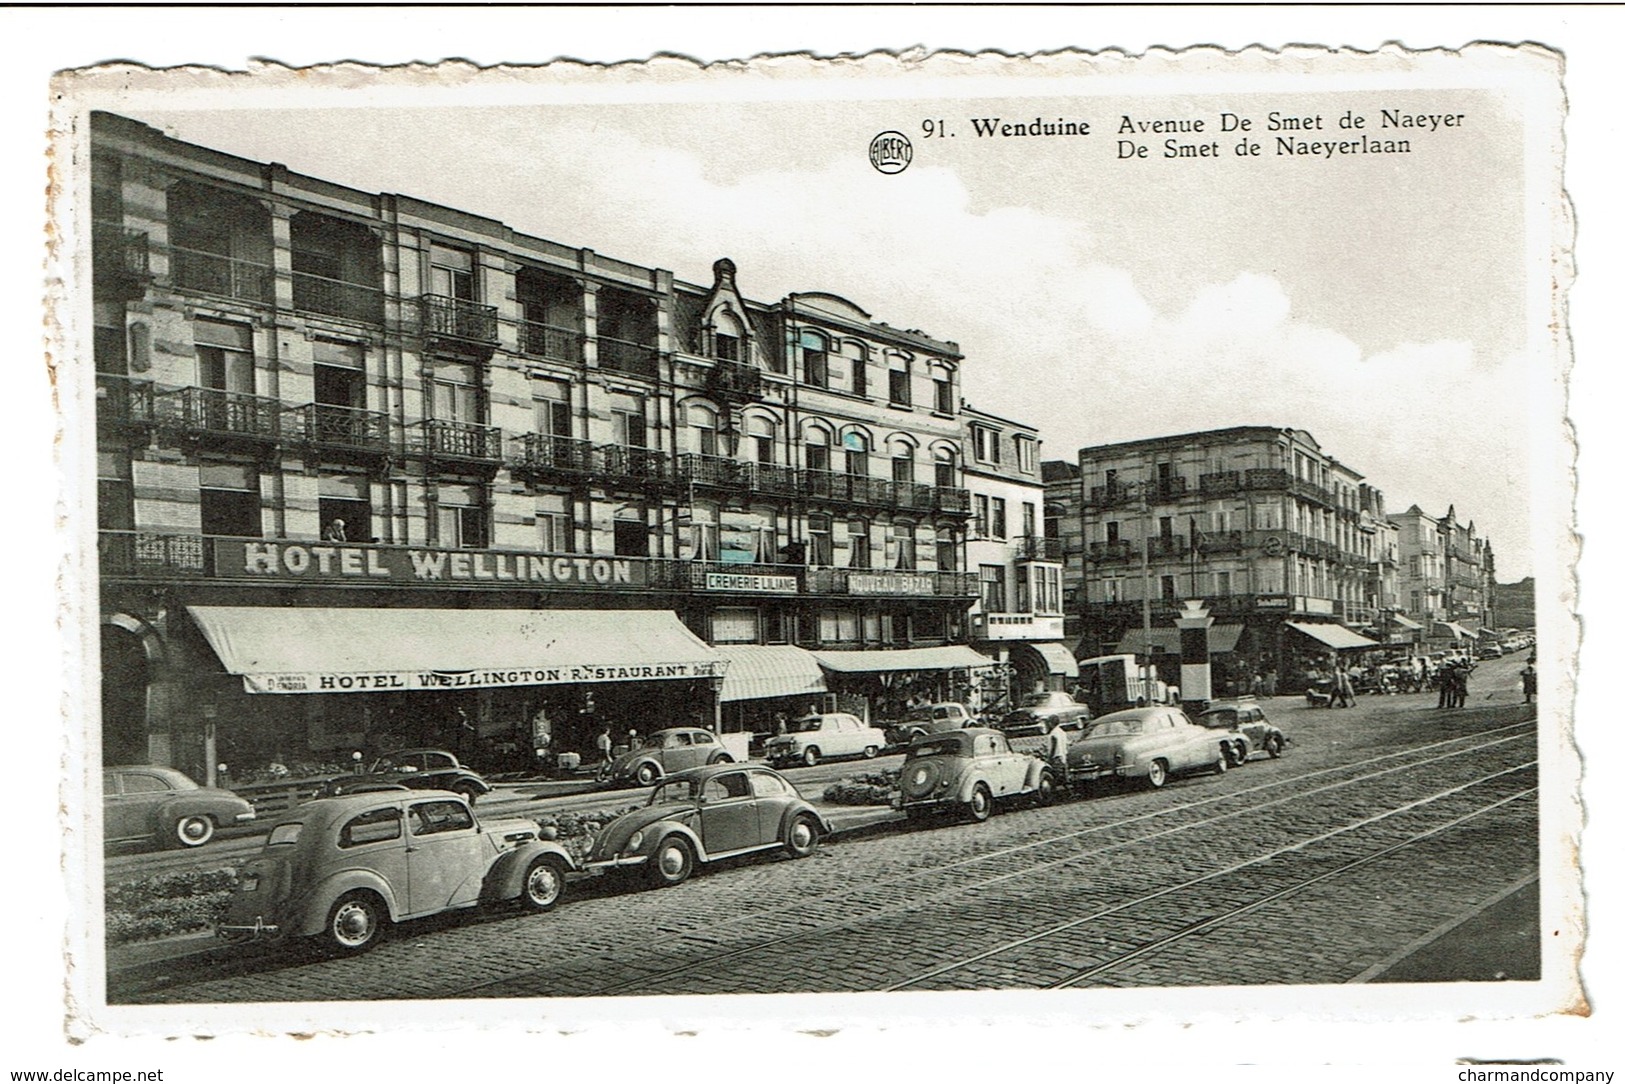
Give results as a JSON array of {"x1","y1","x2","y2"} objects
[
  {"x1": 1195, "y1": 530, "x2": 1245, "y2": 554},
  {"x1": 93, "y1": 223, "x2": 151, "y2": 297},
  {"x1": 291, "y1": 270, "x2": 385, "y2": 324},
  {"x1": 1088, "y1": 539, "x2": 1135, "y2": 562},
  {"x1": 417, "y1": 418, "x2": 504, "y2": 461},
  {"x1": 1017, "y1": 535, "x2": 1064, "y2": 561},
  {"x1": 705, "y1": 360, "x2": 764, "y2": 402},
  {"x1": 287, "y1": 403, "x2": 393, "y2": 454},
  {"x1": 160, "y1": 386, "x2": 283, "y2": 441},
  {"x1": 1199, "y1": 470, "x2": 1242, "y2": 496},
  {"x1": 597, "y1": 336, "x2": 660, "y2": 379},
  {"x1": 1147, "y1": 534, "x2": 1189, "y2": 559},
  {"x1": 1245, "y1": 467, "x2": 1291, "y2": 491},
  {"x1": 519, "y1": 321, "x2": 585, "y2": 363},
  {"x1": 420, "y1": 294, "x2": 499, "y2": 345},
  {"x1": 596, "y1": 443, "x2": 671, "y2": 484},
  {"x1": 169, "y1": 245, "x2": 273, "y2": 304},
  {"x1": 1085, "y1": 483, "x2": 1136, "y2": 508},
  {"x1": 510, "y1": 432, "x2": 595, "y2": 477},
  {"x1": 95, "y1": 373, "x2": 155, "y2": 427}
]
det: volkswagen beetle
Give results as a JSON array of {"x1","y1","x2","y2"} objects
[
  {"x1": 895, "y1": 728, "x2": 1055, "y2": 822},
  {"x1": 598, "y1": 727, "x2": 735, "y2": 787},
  {"x1": 584, "y1": 764, "x2": 831, "y2": 887},
  {"x1": 217, "y1": 791, "x2": 576, "y2": 953}
]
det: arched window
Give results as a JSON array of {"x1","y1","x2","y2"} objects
[
  {"x1": 845, "y1": 341, "x2": 869, "y2": 397},
  {"x1": 688, "y1": 403, "x2": 718, "y2": 457},
  {"x1": 842, "y1": 431, "x2": 869, "y2": 476},
  {"x1": 714, "y1": 311, "x2": 744, "y2": 362},
  {"x1": 803, "y1": 423, "x2": 832, "y2": 474},
  {"x1": 933, "y1": 445, "x2": 959, "y2": 489},
  {"x1": 802, "y1": 331, "x2": 829, "y2": 388},
  {"x1": 888, "y1": 352, "x2": 913, "y2": 407},
  {"x1": 748, "y1": 415, "x2": 776, "y2": 464},
  {"x1": 889, "y1": 438, "x2": 916, "y2": 485}
]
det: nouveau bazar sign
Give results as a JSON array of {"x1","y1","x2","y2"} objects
[{"x1": 216, "y1": 541, "x2": 645, "y2": 589}]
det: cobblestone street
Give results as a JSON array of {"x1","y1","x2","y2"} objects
[{"x1": 109, "y1": 656, "x2": 1541, "y2": 1003}]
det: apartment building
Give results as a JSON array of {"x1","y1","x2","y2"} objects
[
  {"x1": 89, "y1": 113, "x2": 998, "y2": 777},
  {"x1": 1394, "y1": 505, "x2": 1496, "y2": 646}
]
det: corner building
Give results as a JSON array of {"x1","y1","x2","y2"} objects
[{"x1": 89, "y1": 113, "x2": 990, "y2": 778}]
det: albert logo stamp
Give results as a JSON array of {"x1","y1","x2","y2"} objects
[{"x1": 868, "y1": 130, "x2": 913, "y2": 174}]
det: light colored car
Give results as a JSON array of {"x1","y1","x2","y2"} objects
[
  {"x1": 765, "y1": 712, "x2": 888, "y2": 768},
  {"x1": 599, "y1": 727, "x2": 735, "y2": 787},
  {"x1": 585, "y1": 764, "x2": 832, "y2": 887},
  {"x1": 217, "y1": 791, "x2": 575, "y2": 953},
  {"x1": 1066, "y1": 706, "x2": 1231, "y2": 789},
  {"x1": 896, "y1": 728, "x2": 1056, "y2": 822},
  {"x1": 103, "y1": 765, "x2": 256, "y2": 849},
  {"x1": 1196, "y1": 697, "x2": 1287, "y2": 763}
]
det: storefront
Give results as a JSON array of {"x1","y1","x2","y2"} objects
[
  {"x1": 713, "y1": 644, "x2": 829, "y2": 741},
  {"x1": 1114, "y1": 624, "x2": 1247, "y2": 693},
  {"x1": 185, "y1": 606, "x2": 726, "y2": 777},
  {"x1": 811, "y1": 645, "x2": 1001, "y2": 722}
]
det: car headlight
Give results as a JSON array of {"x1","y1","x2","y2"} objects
[{"x1": 626, "y1": 830, "x2": 644, "y2": 852}]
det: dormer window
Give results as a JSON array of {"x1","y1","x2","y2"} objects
[{"x1": 715, "y1": 333, "x2": 740, "y2": 362}]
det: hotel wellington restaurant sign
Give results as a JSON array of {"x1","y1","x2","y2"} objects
[{"x1": 216, "y1": 540, "x2": 647, "y2": 588}]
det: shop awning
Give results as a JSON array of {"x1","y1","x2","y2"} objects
[
  {"x1": 1114, "y1": 624, "x2": 1244, "y2": 656},
  {"x1": 1026, "y1": 641, "x2": 1080, "y2": 678},
  {"x1": 187, "y1": 606, "x2": 726, "y2": 695},
  {"x1": 715, "y1": 645, "x2": 827, "y2": 703},
  {"x1": 813, "y1": 645, "x2": 994, "y2": 674},
  {"x1": 1391, "y1": 614, "x2": 1424, "y2": 631},
  {"x1": 1286, "y1": 621, "x2": 1381, "y2": 651},
  {"x1": 1433, "y1": 621, "x2": 1479, "y2": 640}
]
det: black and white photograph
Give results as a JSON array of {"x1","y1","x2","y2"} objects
[{"x1": 17, "y1": 7, "x2": 1622, "y2": 1076}]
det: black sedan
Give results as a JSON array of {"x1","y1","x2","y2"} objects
[{"x1": 323, "y1": 748, "x2": 492, "y2": 805}]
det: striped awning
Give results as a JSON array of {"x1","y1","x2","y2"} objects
[
  {"x1": 1434, "y1": 621, "x2": 1480, "y2": 640},
  {"x1": 715, "y1": 645, "x2": 827, "y2": 703},
  {"x1": 1026, "y1": 641, "x2": 1080, "y2": 678},
  {"x1": 813, "y1": 645, "x2": 994, "y2": 674}
]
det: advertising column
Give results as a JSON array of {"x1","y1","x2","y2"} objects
[{"x1": 1176, "y1": 599, "x2": 1215, "y2": 710}]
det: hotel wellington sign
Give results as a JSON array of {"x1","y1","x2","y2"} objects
[{"x1": 217, "y1": 541, "x2": 646, "y2": 588}]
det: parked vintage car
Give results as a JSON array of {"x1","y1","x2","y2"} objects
[
  {"x1": 998, "y1": 691, "x2": 1093, "y2": 754},
  {"x1": 584, "y1": 764, "x2": 832, "y2": 887},
  {"x1": 1197, "y1": 697, "x2": 1288, "y2": 763},
  {"x1": 324, "y1": 749, "x2": 492, "y2": 805},
  {"x1": 103, "y1": 765, "x2": 256, "y2": 849},
  {"x1": 765, "y1": 712, "x2": 888, "y2": 768},
  {"x1": 599, "y1": 727, "x2": 736, "y2": 787},
  {"x1": 896, "y1": 728, "x2": 1056, "y2": 822},
  {"x1": 1065, "y1": 706, "x2": 1232, "y2": 789},
  {"x1": 883, "y1": 702, "x2": 976, "y2": 748},
  {"x1": 217, "y1": 791, "x2": 575, "y2": 953}
]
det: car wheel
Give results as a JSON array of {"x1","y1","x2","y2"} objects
[
  {"x1": 1265, "y1": 734, "x2": 1284, "y2": 759},
  {"x1": 711, "y1": 753, "x2": 734, "y2": 765},
  {"x1": 518, "y1": 854, "x2": 568, "y2": 912},
  {"x1": 325, "y1": 891, "x2": 386, "y2": 953},
  {"x1": 647, "y1": 835, "x2": 695, "y2": 888},
  {"x1": 784, "y1": 814, "x2": 820, "y2": 858},
  {"x1": 966, "y1": 782, "x2": 994, "y2": 822},
  {"x1": 454, "y1": 783, "x2": 480, "y2": 806},
  {"x1": 173, "y1": 814, "x2": 215, "y2": 849},
  {"x1": 634, "y1": 762, "x2": 660, "y2": 787},
  {"x1": 1145, "y1": 759, "x2": 1169, "y2": 789},
  {"x1": 802, "y1": 747, "x2": 820, "y2": 768},
  {"x1": 1226, "y1": 742, "x2": 1248, "y2": 768},
  {"x1": 1212, "y1": 754, "x2": 1228, "y2": 776},
  {"x1": 863, "y1": 745, "x2": 879, "y2": 759},
  {"x1": 1034, "y1": 770, "x2": 1057, "y2": 806}
]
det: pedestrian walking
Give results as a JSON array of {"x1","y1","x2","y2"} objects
[
  {"x1": 1453, "y1": 663, "x2": 1474, "y2": 708},
  {"x1": 1436, "y1": 662, "x2": 1453, "y2": 709},
  {"x1": 595, "y1": 724, "x2": 613, "y2": 770},
  {"x1": 1332, "y1": 664, "x2": 1356, "y2": 709},
  {"x1": 1520, "y1": 662, "x2": 1537, "y2": 703},
  {"x1": 1044, "y1": 718, "x2": 1070, "y2": 774}
]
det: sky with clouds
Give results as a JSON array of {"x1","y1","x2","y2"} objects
[{"x1": 131, "y1": 80, "x2": 1540, "y2": 578}]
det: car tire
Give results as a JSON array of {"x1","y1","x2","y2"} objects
[
  {"x1": 710, "y1": 754, "x2": 734, "y2": 765},
  {"x1": 966, "y1": 782, "x2": 994, "y2": 822},
  {"x1": 863, "y1": 745, "x2": 879, "y2": 759},
  {"x1": 634, "y1": 762, "x2": 660, "y2": 787},
  {"x1": 325, "y1": 890, "x2": 386, "y2": 954},
  {"x1": 647, "y1": 835, "x2": 695, "y2": 888},
  {"x1": 1212, "y1": 754, "x2": 1228, "y2": 776},
  {"x1": 784, "y1": 814, "x2": 820, "y2": 858},
  {"x1": 1034, "y1": 770, "x2": 1057, "y2": 806},
  {"x1": 1265, "y1": 735, "x2": 1284, "y2": 759},
  {"x1": 1145, "y1": 759, "x2": 1169, "y2": 789},
  {"x1": 1224, "y1": 742, "x2": 1246, "y2": 769},
  {"x1": 172, "y1": 814, "x2": 215, "y2": 849},
  {"x1": 802, "y1": 747, "x2": 820, "y2": 768},
  {"x1": 518, "y1": 854, "x2": 568, "y2": 912}
]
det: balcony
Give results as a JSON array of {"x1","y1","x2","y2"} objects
[
  {"x1": 1017, "y1": 535, "x2": 1064, "y2": 562},
  {"x1": 286, "y1": 403, "x2": 393, "y2": 458},
  {"x1": 415, "y1": 419, "x2": 504, "y2": 466},
  {"x1": 1290, "y1": 477, "x2": 1335, "y2": 507},
  {"x1": 1147, "y1": 534, "x2": 1189, "y2": 559},
  {"x1": 595, "y1": 443, "x2": 672, "y2": 487},
  {"x1": 803, "y1": 469, "x2": 894, "y2": 509},
  {"x1": 159, "y1": 386, "x2": 283, "y2": 445},
  {"x1": 1085, "y1": 483, "x2": 1136, "y2": 508},
  {"x1": 892, "y1": 480, "x2": 939, "y2": 513},
  {"x1": 705, "y1": 361, "x2": 764, "y2": 403},
  {"x1": 1152, "y1": 476, "x2": 1188, "y2": 501},
  {"x1": 420, "y1": 295, "x2": 498, "y2": 356},
  {"x1": 169, "y1": 245, "x2": 273, "y2": 305},
  {"x1": 95, "y1": 374, "x2": 155, "y2": 431},
  {"x1": 597, "y1": 336, "x2": 660, "y2": 379},
  {"x1": 1199, "y1": 470, "x2": 1242, "y2": 497},
  {"x1": 1245, "y1": 467, "x2": 1291, "y2": 491},
  {"x1": 93, "y1": 223, "x2": 151, "y2": 301},
  {"x1": 292, "y1": 271, "x2": 385, "y2": 325},
  {"x1": 1088, "y1": 539, "x2": 1135, "y2": 563},
  {"x1": 519, "y1": 321, "x2": 585, "y2": 364},
  {"x1": 99, "y1": 531, "x2": 211, "y2": 578},
  {"x1": 932, "y1": 485, "x2": 972, "y2": 516},
  {"x1": 680, "y1": 452, "x2": 755, "y2": 490},
  {"x1": 1195, "y1": 530, "x2": 1245, "y2": 554},
  {"x1": 510, "y1": 433, "x2": 595, "y2": 482}
]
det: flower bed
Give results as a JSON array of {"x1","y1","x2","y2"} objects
[{"x1": 822, "y1": 770, "x2": 900, "y2": 806}]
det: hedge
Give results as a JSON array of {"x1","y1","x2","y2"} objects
[{"x1": 822, "y1": 770, "x2": 901, "y2": 806}]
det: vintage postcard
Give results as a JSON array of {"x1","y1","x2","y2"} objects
[{"x1": 49, "y1": 44, "x2": 1574, "y2": 1038}]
